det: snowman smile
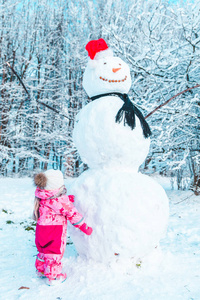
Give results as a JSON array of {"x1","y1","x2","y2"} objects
[{"x1": 99, "y1": 75, "x2": 127, "y2": 83}]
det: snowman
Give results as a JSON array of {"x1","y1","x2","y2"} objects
[{"x1": 69, "y1": 39, "x2": 169, "y2": 263}]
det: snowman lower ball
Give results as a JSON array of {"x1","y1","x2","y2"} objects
[{"x1": 69, "y1": 39, "x2": 169, "y2": 263}]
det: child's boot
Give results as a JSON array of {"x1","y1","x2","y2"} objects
[
  {"x1": 45, "y1": 273, "x2": 67, "y2": 286},
  {"x1": 36, "y1": 270, "x2": 46, "y2": 278}
]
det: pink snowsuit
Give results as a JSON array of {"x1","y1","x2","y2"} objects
[{"x1": 35, "y1": 187, "x2": 84, "y2": 280}]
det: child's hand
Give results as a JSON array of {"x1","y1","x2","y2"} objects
[
  {"x1": 79, "y1": 223, "x2": 93, "y2": 235},
  {"x1": 68, "y1": 195, "x2": 75, "y2": 202}
]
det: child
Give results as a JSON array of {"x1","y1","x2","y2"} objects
[{"x1": 33, "y1": 169, "x2": 93, "y2": 286}]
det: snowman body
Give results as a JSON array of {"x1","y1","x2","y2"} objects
[
  {"x1": 73, "y1": 96, "x2": 150, "y2": 170},
  {"x1": 69, "y1": 40, "x2": 169, "y2": 263}
]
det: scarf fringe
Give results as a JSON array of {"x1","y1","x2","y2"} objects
[
  {"x1": 91, "y1": 92, "x2": 151, "y2": 138},
  {"x1": 115, "y1": 94, "x2": 151, "y2": 138}
]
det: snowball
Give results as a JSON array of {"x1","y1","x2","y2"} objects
[
  {"x1": 73, "y1": 97, "x2": 150, "y2": 171},
  {"x1": 83, "y1": 56, "x2": 132, "y2": 97},
  {"x1": 69, "y1": 168, "x2": 169, "y2": 263}
]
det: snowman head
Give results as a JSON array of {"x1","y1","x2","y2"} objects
[{"x1": 83, "y1": 39, "x2": 132, "y2": 98}]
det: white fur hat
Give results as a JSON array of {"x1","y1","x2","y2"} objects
[{"x1": 34, "y1": 169, "x2": 64, "y2": 190}]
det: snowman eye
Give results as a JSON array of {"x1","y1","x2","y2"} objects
[
  {"x1": 119, "y1": 63, "x2": 121, "y2": 66},
  {"x1": 104, "y1": 62, "x2": 107, "y2": 65}
]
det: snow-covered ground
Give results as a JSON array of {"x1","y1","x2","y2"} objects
[{"x1": 0, "y1": 176, "x2": 200, "y2": 300}]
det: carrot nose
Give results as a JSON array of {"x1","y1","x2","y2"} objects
[{"x1": 112, "y1": 67, "x2": 121, "y2": 73}]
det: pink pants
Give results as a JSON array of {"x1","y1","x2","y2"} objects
[{"x1": 35, "y1": 224, "x2": 67, "y2": 280}]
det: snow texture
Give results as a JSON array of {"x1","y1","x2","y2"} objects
[{"x1": 0, "y1": 177, "x2": 200, "y2": 300}]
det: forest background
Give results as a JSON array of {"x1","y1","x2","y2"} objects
[{"x1": 0, "y1": 0, "x2": 199, "y2": 192}]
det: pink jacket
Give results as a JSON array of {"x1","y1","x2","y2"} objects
[{"x1": 35, "y1": 187, "x2": 84, "y2": 255}]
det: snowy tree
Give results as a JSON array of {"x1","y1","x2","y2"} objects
[
  {"x1": 0, "y1": 0, "x2": 199, "y2": 191},
  {"x1": 101, "y1": 0, "x2": 200, "y2": 190}
]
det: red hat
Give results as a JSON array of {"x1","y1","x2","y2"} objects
[{"x1": 85, "y1": 38, "x2": 109, "y2": 60}]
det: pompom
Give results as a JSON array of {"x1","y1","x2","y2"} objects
[{"x1": 34, "y1": 173, "x2": 47, "y2": 189}]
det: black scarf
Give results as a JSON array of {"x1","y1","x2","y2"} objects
[{"x1": 91, "y1": 92, "x2": 152, "y2": 138}]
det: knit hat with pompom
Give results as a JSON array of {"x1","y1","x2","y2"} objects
[{"x1": 34, "y1": 169, "x2": 64, "y2": 190}]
